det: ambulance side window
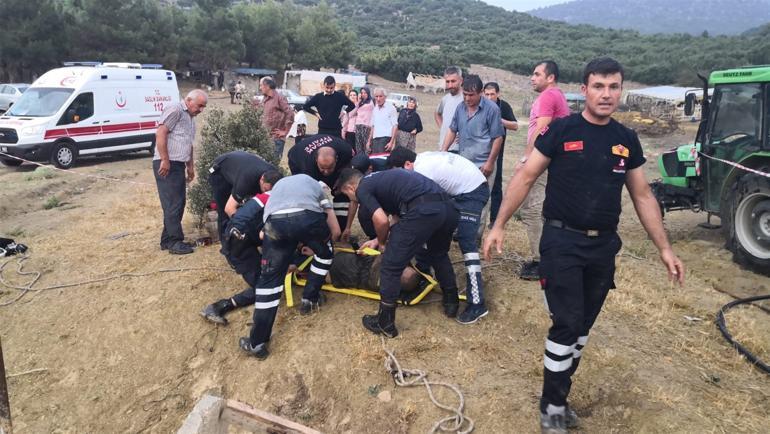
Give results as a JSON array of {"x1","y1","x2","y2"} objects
[{"x1": 57, "y1": 92, "x2": 94, "y2": 125}]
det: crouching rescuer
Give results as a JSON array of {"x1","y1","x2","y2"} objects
[
  {"x1": 483, "y1": 57, "x2": 685, "y2": 433},
  {"x1": 239, "y1": 174, "x2": 341, "y2": 359},
  {"x1": 337, "y1": 168, "x2": 460, "y2": 338}
]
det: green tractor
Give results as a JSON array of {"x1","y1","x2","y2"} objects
[{"x1": 651, "y1": 65, "x2": 770, "y2": 275}]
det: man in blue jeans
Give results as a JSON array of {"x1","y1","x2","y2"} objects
[
  {"x1": 387, "y1": 147, "x2": 490, "y2": 324},
  {"x1": 240, "y1": 174, "x2": 341, "y2": 359}
]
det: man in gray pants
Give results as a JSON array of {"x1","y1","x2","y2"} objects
[{"x1": 153, "y1": 89, "x2": 208, "y2": 255}]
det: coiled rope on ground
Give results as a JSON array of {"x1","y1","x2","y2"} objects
[{"x1": 380, "y1": 336, "x2": 474, "y2": 433}]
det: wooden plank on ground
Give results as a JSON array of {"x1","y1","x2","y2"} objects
[{"x1": 221, "y1": 399, "x2": 322, "y2": 434}]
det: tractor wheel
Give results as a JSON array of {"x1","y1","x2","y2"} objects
[{"x1": 723, "y1": 172, "x2": 770, "y2": 275}]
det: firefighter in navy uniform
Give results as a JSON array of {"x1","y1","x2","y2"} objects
[
  {"x1": 208, "y1": 150, "x2": 281, "y2": 243},
  {"x1": 239, "y1": 174, "x2": 340, "y2": 359},
  {"x1": 287, "y1": 134, "x2": 366, "y2": 238},
  {"x1": 199, "y1": 191, "x2": 271, "y2": 325},
  {"x1": 483, "y1": 58, "x2": 685, "y2": 434},
  {"x1": 337, "y1": 168, "x2": 461, "y2": 338}
]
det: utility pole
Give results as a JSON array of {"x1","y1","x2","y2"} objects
[{"x1": 0, "y1": 338, "x2": 11, "y2": 434}]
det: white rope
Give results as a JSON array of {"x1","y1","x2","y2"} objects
[
  {"x1": 381, "y1": 337, "x2": 474, "y2": 433},
  {"x1": 0, "y1": 254, "x2": 231, "y2": 306},
  {"x1": 0, "y1": 151, "x2": 154, "y2": 187}
]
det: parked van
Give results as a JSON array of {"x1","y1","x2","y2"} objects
[
  {"x1": 0, "y1": 63, "x2": 179, "y2": 168},
  {"x1": 386, "y1": 92, "x2": 411, "y2": 111}
]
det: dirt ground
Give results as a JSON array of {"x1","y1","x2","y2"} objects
[{"x1": 1, "y1": 69, "x2": 769, "y2": 433}]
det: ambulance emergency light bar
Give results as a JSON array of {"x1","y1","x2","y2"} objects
[{"x1": 62, "y1": 61, "x2": 164, "y2": 69}]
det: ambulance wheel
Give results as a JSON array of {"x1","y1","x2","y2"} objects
[
  {"x1": 0, "y1": 158, "x2": 22, "y2": 167},
  {"x1": 50, "y1": 142, "x2": 76, "y2": 169}
]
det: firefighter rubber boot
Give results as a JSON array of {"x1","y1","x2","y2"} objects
[
  {"x1": 200, "y1": 299, "x2": 236, "y2": 325},
  {"x1": 441, "y1": 287, "x2": 459, "y2": 318},
  {"x1": 362, "y1": 302, "x2": 398, "y2": 338}
]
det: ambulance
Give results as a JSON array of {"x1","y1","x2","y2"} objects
[{"x1": 0, "y1": 63, "x2": 180, "y2": 168}]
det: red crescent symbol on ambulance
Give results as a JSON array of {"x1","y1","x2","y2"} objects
[{"x1": 116, "y1": 91, "x2": 127, "y2": 108}]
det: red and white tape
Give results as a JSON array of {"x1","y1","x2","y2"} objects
[{"x1": 698, "y1": 151, "x2": 770, "y2": 179}]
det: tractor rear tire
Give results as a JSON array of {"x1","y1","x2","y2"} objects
[{"x1": 723, "y1": 171, "x2": 770, "y2": 275}]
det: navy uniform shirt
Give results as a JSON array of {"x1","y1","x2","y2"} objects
[
  {"x1": 356, "y1": 168, "x2": 445, "y2": 216},
  {"x1": 535, "y1": 114, "x2": 646, "y2": 231},
  {"x1": 287, "y1": 134, "x2": 353, "y2": 187},
  {"x1": 212, "y1": 151, "x2": 277, "y2": 203}
]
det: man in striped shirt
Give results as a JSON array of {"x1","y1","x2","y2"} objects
[{"x1": 153, "y1": 89, "x2": 207, "y2": 255}]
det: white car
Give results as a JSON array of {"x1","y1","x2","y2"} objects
[
  {"x1": 386, "y1": 93, "x2": 411, "y2": 111},
  {"x1": 255, "y1": 88, "x2": 308, "y2": 109},
  {"x1": 0, "y1": 84, "x2": 29, "y2": 113}
]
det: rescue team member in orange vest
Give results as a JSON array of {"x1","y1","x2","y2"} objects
[{"x1": 484, "y1": 57, "x2": 685, "y2": 434}]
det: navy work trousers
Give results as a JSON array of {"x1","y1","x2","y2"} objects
[
  {"x1": 537, "y1": 224, "x2": 621, "y2": 414},
  {"x1": 207, "y1": 169, "x2": 237, "y2": 245},
  {"x1": 248, "y1": 211, "x2": 333, "y2": 347},
  {"x1": 453, "y1": 182, "x2": 490, "y2": 306},
  {"x1": 381, "y1": 201, "x2": 459, "y2": 304}
]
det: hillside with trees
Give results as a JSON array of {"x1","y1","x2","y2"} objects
[
  {"x1": 319, "y1": 0, "x2": 770, "y2": 85},
  {"x1": 529, "y1": 0, "x2": 770, "y2": 36},
  {"x1": 1, "y1": 0, "x2": 768, "y2": 87},
  {"x1": 0, "y1": 0, "x2": 354, "y2": 82}
]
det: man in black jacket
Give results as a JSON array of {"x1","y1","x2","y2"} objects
[
  {"x1": 303, "y1": 75, "x2": 355, "y2": 137},
  {"x1": 208, "y1": 151, "x2": 282, "y2": 243}
]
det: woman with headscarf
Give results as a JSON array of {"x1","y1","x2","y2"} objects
[{"x1": 395, "y1": 96, "x2": 423, "y2": 151}]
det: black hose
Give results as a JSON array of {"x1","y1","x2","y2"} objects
[{"x1": 715, "y1": 294, "x2": 770, "y2": 375}]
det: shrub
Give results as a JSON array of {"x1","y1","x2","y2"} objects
[{"x1": 187, "y1": 102, "x2": 278, "y2": 222}]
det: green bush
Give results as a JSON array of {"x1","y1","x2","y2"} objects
[
  {"x1": 43, "y1": 196, "x2": 60, "y2": 210},
  {"x1": 187, "y1": 102, "x2": 278, "y2": 222}
]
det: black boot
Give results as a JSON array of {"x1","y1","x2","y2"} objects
[
  {"x1": 200, "y1": 299, "x2": 235, "y2": 325},
  {"x1": 362, "y1": 302, "x2": 398, "y2": 338},
  {"x1": 441, "y1": 287, "x2": 459, "y2": 318}
]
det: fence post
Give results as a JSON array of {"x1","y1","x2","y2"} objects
[{"x1": 0, "y1": 337, "x2": 12, "y2": 434}]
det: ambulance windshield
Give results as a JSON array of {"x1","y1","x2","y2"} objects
[{"x1": 6, "y1": 88, "x2": 74, "y2": 117}]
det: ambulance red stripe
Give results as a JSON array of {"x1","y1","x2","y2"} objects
[{"x1": 44, "y1": 121, "x2": 159, "y2": 140}]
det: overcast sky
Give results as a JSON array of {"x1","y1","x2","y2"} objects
[{"x1": 482, "y1": 0, "x2": 570, "y2": 11}]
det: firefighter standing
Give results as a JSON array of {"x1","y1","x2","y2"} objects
[{"x1": 484, "y1": 57, "x2": 684, "y2": 434}]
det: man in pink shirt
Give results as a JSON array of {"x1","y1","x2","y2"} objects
[{"x1": 518, "y1": 61, "x2": 570, "y2": 280}]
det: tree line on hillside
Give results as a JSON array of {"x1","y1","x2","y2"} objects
[
  {"x1": 314, "y1": 0, "x2": 770, "y2": 86},
  {"x1": 2, "y1": 0, "x2": 768, "y2": 86},
  {"x1": 0, "y1": 0, "x2": 354, "y2": 82}
]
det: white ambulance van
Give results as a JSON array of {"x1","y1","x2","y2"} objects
[{"x1": 0, "y1": 63, "x2": 179, "y2": 168}]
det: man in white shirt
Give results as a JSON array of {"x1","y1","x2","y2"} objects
[
  {"x1": 387, "y1": 147, "x2": 491, "y2": 324},
  {"x1": 434, "y1": 66, "x2": 464, "y2": 152},
  {"x1": 367, "y1": 87, "x2": 398, "y2": 153}
]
